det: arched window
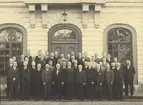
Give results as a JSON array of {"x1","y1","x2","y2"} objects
[
  {"x1": 107, "y1": 28, "x2": 132, "y2": 63},
  {"x1": 104, "y1": 24, "x2": 137, "y2": 66},
  {"x1": 48, "y1": 24, "x2": 82, "y2": 56},
  {"x1": 0, "y1": 24, "x2": 27, "y2": 71}
]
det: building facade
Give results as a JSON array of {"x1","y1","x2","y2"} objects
[{"x1": 0, "y1": 0, "x2": 143, "y2": 86}]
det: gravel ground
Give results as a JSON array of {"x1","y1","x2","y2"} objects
[{"x1": 1, "y1": 100, "x2": 143, "y2": 105}]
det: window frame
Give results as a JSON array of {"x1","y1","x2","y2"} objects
[
  {"x1": 0, "y1": 24, "x2": 27, "y2": 71},
  {"x1": 103, "y1": 24, "x2": 137, "y2": 83}
]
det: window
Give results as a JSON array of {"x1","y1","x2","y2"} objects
[
  {"x1": 104, "y1": 24, "x2": 137, "y2": 67},
  {"x1": 0, "y1": 24, "x2": 27, "y2": 71},
  {"x1": 53, "y1": 29, "x2": 76, "y2": 39},
  {"x1": 107, "y1": 28, "x2": 132, "y2": 63}
]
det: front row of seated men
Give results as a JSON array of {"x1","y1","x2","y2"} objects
[{"x1": 7, "y1": 55, "x2": 135, "y2": 101}]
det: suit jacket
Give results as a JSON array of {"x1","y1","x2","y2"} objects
[
  {"x1": 21, "y1": 68, "x2": 31, "y2": 82},
  {"x1": 105, "y1": 69, "x2": 114, "y2": 84},
  {"x1": 86, "y1": 68, "x2": 96, "y2": 84},
  {"x1": 114, "y1": 68, "x2": 123, "y2": 84},
  {"x1": 42, "y1": 69, "x2": 52, "y2": 83},
  {"x1": 66, "y1": 68, "x2": 74, "y2": 83},
  {"x1": 95, "y1": 69, "x2": 104, "y2": 85},
  {"x1": 8, "y1": 67, "x2": 19, "y2": 83},
  {"x1": 123, "y1": 65, "x2": 135, "y2": 83},
  {"x1": 52, "y1": 68, "x2": 66, "y2": 84},
  {"x1": 76, "y1": 70, "x2": 86, "y2": 84}
]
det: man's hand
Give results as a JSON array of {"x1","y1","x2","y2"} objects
[
  {"x1": 83, "y1": 83, "x2": 86, "y2": 85},
  {"x1": 43, "y1": 82, "x2": 46, "y2": 85},
  {"x1": 62, "y1": 82, "x2": 64, "y2": 85},
  {"x1": 111, "y1": 82, "x2": 113, "y2": 84},
  {"x1": 13, "y1": 78, "x2": 16, "y2": 81}
]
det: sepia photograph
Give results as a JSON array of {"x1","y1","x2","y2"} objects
[{"x1": 0, "y1": 0, "x2": 143, "y2": 105}]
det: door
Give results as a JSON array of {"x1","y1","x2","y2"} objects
[{"x1": 48, "y1": 24, "x2": 82, "y2": 56}]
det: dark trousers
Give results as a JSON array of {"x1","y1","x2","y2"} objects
[
  {"x1": 66, "y1": 83, "x2": 74, "y2": 100},
  {"x1": 77, "y1": 83, "x2": 84, "y2": 99},
  {"x1": 95, "y1": 84, "x2": 102, "y2": 100},
  {"x1": 9, "y1": 81, "x2": 19, "y2": 99},
  {"x1": 124, "y1": 81, "x2": 134, "y2": 96},
  {"x1": 22, "y1": 80, "x2": 30, "y2": 99},
  {"x1": 114, "y1": 82, "x2": 123, "y2": 100},
  {"x1": 86, "y1": 83, "x2": 95, "y2": 99},
  {"x1": 43, "y1": 83, "x2": 51, "y2": 99},
  {"x1": 52, "y1": 83, "x2": 65, "y2": 99},
  {"x1": 106, "y1": 83, "x2": 113, "y2": 100}
]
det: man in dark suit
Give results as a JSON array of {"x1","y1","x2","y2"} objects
[
  {"x1": 123, "y1": 60, "x2": 135, "y2": 97},
  {"x1": 76, "y1": 65, "x2": 86, "y2": 101},
  {"x1": 95, "y1": 64, "x2": 104, "y2": 100},
  {"x1": 86, "y1": 63, "x2": 96, "y2": 100},
  {"x1": 35, "y1": 63, "x2": 43, "y2": 100},
  {"x1": 105, "y1": 63, "x2": 114, "y2": 101},
  {"x1": 42, "y1": 64, "x2": 52, "y2": 100},
  {"x1": 66, "y1": 62, "x2": 75, "y2": 100},
  {"x1": 35, "y1": 50, "x2": 42, "y2": 66},
  {"x1": 21, "y1": 61, "x2": 31, "y2": 100},
  {"x1": 8, "y1": 62, "x2": 20, "y2": 100},
  {"x1": 6, "y1": 58, "x2": 13, "y2": 98},
  {"x1": 114, "y1": 62, "x2": 124, "y2": 101}
]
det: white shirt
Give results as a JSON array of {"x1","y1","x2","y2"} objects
[{"x1": 57, "y1": 70, "x2": 59, "y2": 75}]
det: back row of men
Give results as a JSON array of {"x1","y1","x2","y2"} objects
[{"x1": 6, "y1": 50, "x2": 135, "y2": 101}]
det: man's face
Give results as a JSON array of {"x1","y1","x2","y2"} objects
[
  {"x1": 32, "y1": 62, "x2": 35, "y2": 67},
  {"x1": 49, "y1": 60, "x2": 53, "y2": 66},
  {"x1": 13, "y1": 57, "x2": 16, "y2": 61},
  {"x1": 13, "y1": 62, "x2": 17, "y2": 67},
  {"x1": 62, "y1": 62, "x2": 66, "y2": 67},
  {"x1": 54, "y1": 51, "x2": 58, "y2": 56},
  {"x1": 37, "y1": 64, "x2": 41, "y2": 69},
  {"x1": 56, "y1": 64, "x2": 60, "y2": 69},
  {"x1": 23, "y1": 62, "x2": 28, "y2": 67},
  {"x1": 126, "y1": 61, "x2": 130, "y2": 66},
  {"x1": 45, "y1": 64, "x2": 49, "y2": 69},
  {"x1": 38, "y1": 51, "x2": 42, "y2": 55},
  {"x1": 78, "y1": 65, "x2": 82, "y2": 70},
  {"x1": 96, "y1": 64, "x2": 100, "y2": 70},
  {"x1": 21, "y1": 55, "x2": 24, "y2": 59},
  {"x1": 50, "y1": 53, "x2": 54, "y2": 58},
  {"x1": 67, "y1": 62, "x2": 71, "y2": 68}
]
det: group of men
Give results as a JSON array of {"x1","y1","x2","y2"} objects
[{"x1": 6, "y1": 50, "x2": 135, "y2": 101}]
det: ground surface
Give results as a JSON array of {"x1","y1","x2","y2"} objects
[{"x1": 1, "y1": 99, "x2": 143, "y2": 105}]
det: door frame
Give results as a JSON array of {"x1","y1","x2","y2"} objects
[{"x1": 48, "y1": 23, "x2": 82, "y2": 54}]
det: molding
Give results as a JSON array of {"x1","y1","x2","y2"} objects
[
  {"x1": 82, "y1": 11, "x2": 88, "y2": 28},
  {"x1": 41, "y1": 4, "x2": 48, "y2": 28},
  {"x1": 24, "y1": 0, "x2": 106, "y2": 4},
  {"x1": 30, "y1": 11, "x2": 36, "y2": 28}
]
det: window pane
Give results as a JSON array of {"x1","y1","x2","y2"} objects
[
  {"x1": 12, "y1": 43, "x2": 22, "y2": 50},
  {"x1": 119, "y1": 51, "x2": 132, "y2": 62},
  {"x1": 12, "y1": 50, "x2": 22, "y2": 56},
  {"x1": 0, "y1": 63, "x2": 4, "y2": 70},
  {"x1": 0, "y1": 50, "x2": 5, "y2": 55},
  {"x1": 108, "y1": 44, "x2": 118, "y2": 51},
  {"x1": 120, "y1": 44, "x2": 131, "y2": 51},
  {"x1": 0, "y1": 43, "x2": 6, "y2": 49},
  {"x1": 108, "y1": 51, "x2": 118, "y2": 59},
  {"x1": 0, "y1": 57, "x2": 4, "y2": 62},
  {"x1": 108, "y1": 28, "x2": 132, "y2": 42},
  {"x1": 53, "y1": 29, "x2": 76, "y2": 39},
  {"x1": 0, "y1": 30, "x2": 10, "y2": 42}
]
